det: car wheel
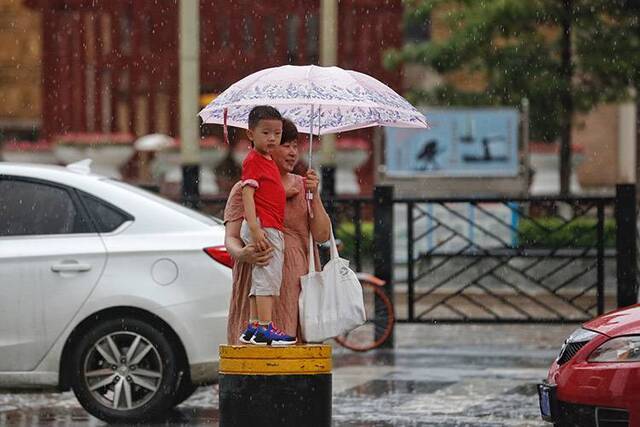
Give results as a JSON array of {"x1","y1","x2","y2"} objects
[
  {"x1": 173, "y1": 381, "x2": 198, "y2": 406},
  {"x1": 70, "y1": 316, "x2": 180, "y2": 423}
]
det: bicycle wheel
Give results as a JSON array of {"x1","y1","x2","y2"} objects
[{"x1": 334, "y1": 280, "x2": 395, "y2": 351}]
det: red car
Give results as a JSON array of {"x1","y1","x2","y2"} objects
[{"x1": 539, "y1": 305, "x2": 640, "y2": 427}]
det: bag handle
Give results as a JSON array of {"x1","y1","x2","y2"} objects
[
  {"x1": 328, "y1": 227, "x2": 339, "y2": 259},
  {"x1": 307, "y1": 225, "x2": 339, "y2": 274},
  {"x1": 308, "y1": 230, "x2": 316, "y2": 273}
]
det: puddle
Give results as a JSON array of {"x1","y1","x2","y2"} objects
[{"x1": 339, "y1": 380, "x2": 455, "y2": 398}]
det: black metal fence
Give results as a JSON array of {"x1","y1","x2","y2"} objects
[
  {"x1": 323, "y1": 193, "x2": 618, "y2": 324},
  {"x1": 396, "y1": 196, "x2": 616, "y2": 323},
  {"x1": 199, "y1": 185, "x2": 637, "y2": 326}
]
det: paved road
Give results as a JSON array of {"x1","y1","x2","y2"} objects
[{"x1": 0, "y1": 323, "x2": 575, "y2": 426}]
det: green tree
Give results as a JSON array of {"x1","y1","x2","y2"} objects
[{"x1": 386, "y1": 0, "x2": 637, "y2": 195}]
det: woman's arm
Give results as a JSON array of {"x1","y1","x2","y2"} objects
[
  {"x1": 305, "y1": 169, "x2": 331, "y2": 243},
  {"x1": 225, "y1": 219, "x2": 274, "y2": 266}
]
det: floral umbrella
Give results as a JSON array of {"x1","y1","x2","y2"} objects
[
  {"x1": 198, "y1": 64, "x2": 428, "y2": 137},
  {"x1": 198, "y1": 64, "x2": 429, "y2": 212}
]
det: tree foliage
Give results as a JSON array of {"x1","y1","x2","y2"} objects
[{"x1": 386, "y1": 0, "x2": 638, "y2": 142}]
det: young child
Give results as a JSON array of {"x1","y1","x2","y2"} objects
[{"x1": 238, "y1": 106, "x2": 296, "y2": 346}]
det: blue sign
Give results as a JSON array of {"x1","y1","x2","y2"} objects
[{"x1": 384, "y1": 108, "x2": 520, "y2": 177}]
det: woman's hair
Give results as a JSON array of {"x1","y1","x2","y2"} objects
[{"x1": 281, "y1": 118, "x2": 299, "y2": 144}]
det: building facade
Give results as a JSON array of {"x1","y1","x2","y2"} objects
[
  {"x1": 24, "y1": 0, "x2": 403, "y2": 140},
  {"x1": 0, "y1": 0, "x2": 41, "y2": 141}
]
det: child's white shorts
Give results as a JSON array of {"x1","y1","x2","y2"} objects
[{"x1": 240, "y1": 220, "x2": 284, "y2": 297}]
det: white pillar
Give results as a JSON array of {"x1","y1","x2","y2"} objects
[
  {"x1": 319, "y1": 0, "x2": 338, "y2": 167},
  {"x1": 179, "y1": 0, "x2": 200, "y2": 167}
]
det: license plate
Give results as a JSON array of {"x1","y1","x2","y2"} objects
[
  {"x1": 539, "y1": 386, "x2": 551, "y2": 416},
  {"x1": 537, "y1": 383, "x2": 556, "y2": 421}
]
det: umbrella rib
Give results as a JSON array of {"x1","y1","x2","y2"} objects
[{"x1": 305, "y1": 65, "x2": 314, "y2": 101}]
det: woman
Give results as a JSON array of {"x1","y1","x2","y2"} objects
[{"x1": 224, "y1": 119, "x2": 331, "y2": 344}]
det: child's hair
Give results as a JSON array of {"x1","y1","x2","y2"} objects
[
  {"x1": 248, "y1": 105, "x2": 283, "y2": 129},
  {"x1": 281, "y1": 118, "x2": 298, "y2": 144}
]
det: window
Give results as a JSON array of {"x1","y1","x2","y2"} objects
[
  {"x1": 287, "y1": 14, "x2": 301, "y2": 63},
  {"x1": 242, "y1": 15, "x2": 253, "y2": 51},
  {"x1": 140, "y1": 14, "x2": 152, "y2": 55},
  {"x1": 0, "y1": 179, "x2": 91, "y2": 237},
  {"x1": 265, "y1": 16, "x2": 276, "y2": 56},
  {"x1": 80, "y1": 193, "x2": 131, "y2": 233},
  {"x1": 118, "y1": 8, "x2": 132, "y2": 55},
  {"x1": 218, "y1": 14, "x2": 230, "y2": 48},
  {"x1": 305, "y1": 12, "x2": 319, "y2": 64}
]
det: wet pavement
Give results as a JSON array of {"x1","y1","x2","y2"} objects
[{"x1": 0, "y1": 323, "x2": 576, "y2": 426}]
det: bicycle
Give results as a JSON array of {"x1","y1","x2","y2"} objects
[
  {"x1": 319, "y1": 239, "x2": 395, "y2": 352},
  {"x1": 333, "y1": 272, "x2": 395, "y2": 352}
]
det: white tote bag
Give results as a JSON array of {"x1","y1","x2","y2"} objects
[{"x1": 299, "y1": 229, "x2": 366, "y2": 343}]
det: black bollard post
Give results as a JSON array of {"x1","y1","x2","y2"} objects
[
  {"x1": 373, "y1": 185, "x2": 394, "y2": 348},
  {"x1": 218, "y1": 345, "x2": 332, "y2": 427},
  {"x1": 616, "y1": 183, "x2": 638, "y2": 308},
  {"x1": 181, "y1": 164, "x2": 200, "y2": 209},
  {"x1": 320, "y1": 165, "x2": 337, "y2": 265},
  {"x1": 321, "y1": 165, "x2": 336, "y2": 225}
]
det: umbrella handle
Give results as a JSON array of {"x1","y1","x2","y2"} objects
[
  {"x1": 306, "y1": 191, "x2": 314, "y2": 218},
  {"x1": 223, "y1": 108, "x2": 229, "y2": 144}
]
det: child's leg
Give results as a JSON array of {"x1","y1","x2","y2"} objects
[
  {"x1": 247, "y1": 226, "x2": 283, "y2": 325},
  {"x1": 239, "y1": 296, "x2": 261, "y2": 344},
  {"x1": 238, "y1": 222, "x2": 261, "y2": 343},
  {"x1": 249, "y1": 295, "x2": 257, "y2": 321},
  {"x1": 255, "y1": 295, "x2": 273, "y2": 324},
  {"x1": 249, "y1": 229, "x2": 295, "y2": 345},
  {"x1": 241, "y1": 220, "x2": 260, "y2": 323}
]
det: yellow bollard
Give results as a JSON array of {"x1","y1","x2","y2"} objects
[{"x1": 218, "y1": 345, "x2": 332, "y2": 427}]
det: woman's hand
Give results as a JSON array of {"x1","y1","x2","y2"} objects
[
  {"x1": 237, "y1": 244, "x2": 274, "y2": 266},
  {"x1": 305, "y1": 169, "x2": 320, "y2": 194}
]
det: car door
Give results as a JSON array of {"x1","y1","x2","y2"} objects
[{"x1": 0, "y1": 176, "x2": 107, "y2": 371}]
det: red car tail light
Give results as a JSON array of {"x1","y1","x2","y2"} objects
[{"x1": 204, "y1": 246, "x2": 234, "y2": 268}]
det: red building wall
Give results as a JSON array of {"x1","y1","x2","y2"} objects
[{"x1": 26, "y1": 0, "x2": 403, "y2": 139}]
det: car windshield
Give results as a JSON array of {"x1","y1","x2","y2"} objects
[{"x1": 106, "y1": 179, "x2": 223, "y2": 226}]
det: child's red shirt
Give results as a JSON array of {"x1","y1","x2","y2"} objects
[{"x1": 240, "y1": 149, "x2": 285, "y2": 231}]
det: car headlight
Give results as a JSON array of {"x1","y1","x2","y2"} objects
[
  {"x1": 588, "y1": 335, "x2": 640, "y2": 363},
  {"x1": 556, "y1": 328, "x2": 601, "y2": 364},
  {"x1": 566, "y1": 328, "x2": 600, "y2": 344}
]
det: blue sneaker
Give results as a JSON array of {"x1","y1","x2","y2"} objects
[
  {"x1": 239, "y1": 322, "x2": 258, "y2": 344},
  {"x1": 250, "y1": 323, "x2": 297, "y2": 346}
]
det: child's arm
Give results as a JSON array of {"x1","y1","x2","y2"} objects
[{"x1": 242, "y1": 185, "x2": 270, "y2": 251}]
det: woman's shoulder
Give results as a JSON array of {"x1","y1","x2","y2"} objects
[{"x1": 229, "y1": 181, "x2": 243, "y2": 195}]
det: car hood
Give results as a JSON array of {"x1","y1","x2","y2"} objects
[{"x1": 584, "y1": 304, "x2": 640, "y2": 337}]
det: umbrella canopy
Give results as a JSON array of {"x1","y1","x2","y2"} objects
[{"x1": 198, "y1": 65, "x2": 429, "y2": 135}]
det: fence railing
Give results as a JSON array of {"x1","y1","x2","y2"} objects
[
  {"x1": 197, "y1": 185, "x2": 637, "y2": 329},
  {"x1": 395, "y1": 196, "x2": 616, "y2": 323}
]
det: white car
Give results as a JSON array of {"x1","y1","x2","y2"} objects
[{"x1": 0, "y1": 161, "x2": 232, "y2": 422}]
